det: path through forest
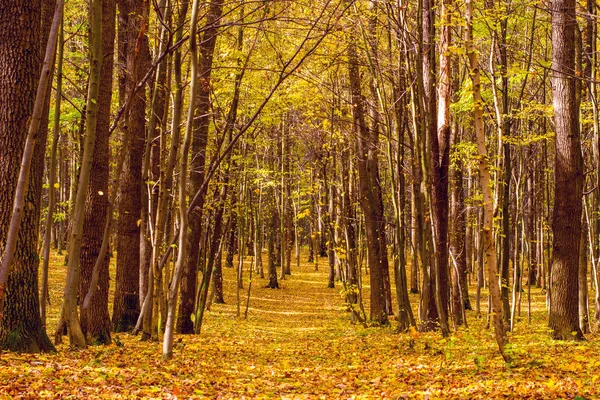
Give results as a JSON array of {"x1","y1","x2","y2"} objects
[{"x1": 1, "y1": 252, "x2": 599, "y2": 398}]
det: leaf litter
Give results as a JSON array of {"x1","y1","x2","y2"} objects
[{"x1": 0, "y1": 252, "x2": 598, "y2": 399}]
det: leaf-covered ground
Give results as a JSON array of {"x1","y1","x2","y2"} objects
[{"x1": 1, "y1": 252, "x2": 599, "y2": 399}]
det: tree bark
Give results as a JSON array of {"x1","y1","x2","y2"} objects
[
  {"x1": 549, "y1": 0, "x2": 585, "y2": 341},
  {"x1": 0, "y1": 0, "x2": 55, "y2": 353},
  {"x1": 348, "y1": 19, "x2": 389, "y2": 325},
  {"x1": 113, "y1": 0, "x2": 150, "y2": 333},
  {"x1": 177, "y1": 0, "x2": 224, "y2": 334},
  {"x1": 79, "y1": 0, "x2": 115, "y2": 346},
  {"x1": 425, "y1": 0, "x2": 450, "y2": 333}
]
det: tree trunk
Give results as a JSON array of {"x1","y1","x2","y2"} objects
[
  {"x1": 579, "y1": 212, "x2": 591, "y2": 333},
  {"x1": 112, "y1": 0, "x2": 150, "y2": 333},
  {"x1": 466, "y1": 0, "x2": 509, "y2": 359},
  {"x1": 0, "y1": 0, "x2": 55, "y2": 353},
  {"x1": 425, "y1": 0, "x2": 450, "y2": 333},
  {"x1": 348, "y1": 23, "x2": 389, "y2": 325},
  {"x1": 549, "y1": 0, "x2": 585, "y2": 341},
  {"x1": 178, "y1": 0, "x2": 224, "y2": 334},
  {"x1": 61, "y1": 0, "x2": 104, "y2": 349},
  {"x1": 283, "y1": 122, "x2": 293, "y2": 277},
  {"x1": 450, "y1": 128, "x2": 468, "y2": 326},
  {"x1": 162, "y1": 0, "x2": 202, "y2": 359},
  {"x1": 79, "y1": 0, "x2": 115, "y2": 346},
  {"x1": 40, "y1": 17, "x2": 64, "y2": 329},
  {"x1": 266, "y1": 182, "x2": 280, "y2": 289},
  {"x1": 138, "y1": 0, "x2": 185, "y2": 339}
]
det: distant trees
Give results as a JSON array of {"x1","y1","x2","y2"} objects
[{"x1": 0, "y1": 0, "x2": 599, "y2": 359}]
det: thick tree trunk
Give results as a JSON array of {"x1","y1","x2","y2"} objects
[
  {"x1": 348, "y1": 27, "x2": 389, "y2": 325},
  {"x1": 549, "y1": 0, "x2": 585, "y2": 340},
  {"x1": 79, "y1": 0, "x2": 115, "y2": 346},
  {"x1": 0, "y1": 0, "x2": 55, "y2": 353},
  {"x1": 113, "y1": 0, "x2": 150, "y2": 332}
]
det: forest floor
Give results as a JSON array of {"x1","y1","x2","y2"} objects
[{"x1": 1, "y1": 252, "x2": 600, "y2": 399}]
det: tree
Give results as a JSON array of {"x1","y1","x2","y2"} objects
[
  {"x1": 466, "y1": 0, "x2": 508, "y2": 359},
  {"x1": 548, "y1": 0, "x2": 585, "y2": 341},
  {"x1": 178, "y1": 0, "x2": 224, "y2": 334},
  {"x1": 0, "y1": 0, "x2": 58, "y2": 353},
  {"x1": 163, "y1": 0, "x2": 202, "y2": 359},
  {"x1": 112, "y1": 0, "x2": 150, "y2": 333},
  {"x1": 79, "y1": 0, "x2": 116, "y2": 345},
  {"x1": 418, "y1": 0, "x2": 450, "y2": 335},
  {"x1": 347, "y1": 7, "x2": 390, "y2": 325},
  {"x1": 59, "y1": 0, "x2": 104, "y2": 349}
]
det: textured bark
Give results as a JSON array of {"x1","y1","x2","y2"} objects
[
  {"x1": 113, "y1": 0, "x2": 150, "y2": 332},
  {"x1": 348, "y1": 27, "x2": 389, "y2": 325},
  {"x1": 425, "y1": 0, "x2": 450, "y2": 332},
  {"x1": 79, "y1": 0, "x2": 115, "y2": 346},
  {"x1": 0, "y1": 0, "x2": 55, "y2": 353},
  {"x1": 549, "y1": 0, "x2": 585, "y2": 341}
]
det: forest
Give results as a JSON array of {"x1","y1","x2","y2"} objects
[{"x1": 1, "y1": 0, "x2": 600, "y2": 397}]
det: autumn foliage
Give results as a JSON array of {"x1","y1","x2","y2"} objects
[{"x1": 1, "y1": 251, "x2": 598, "y2": 398}]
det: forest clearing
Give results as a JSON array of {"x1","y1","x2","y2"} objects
[{"x1": 1, "y1": 250, "x2": 599, "y2": 399}]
